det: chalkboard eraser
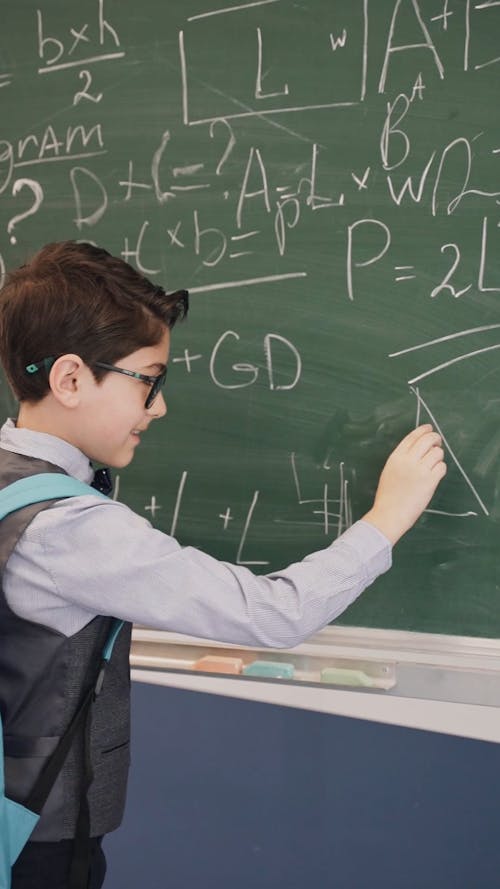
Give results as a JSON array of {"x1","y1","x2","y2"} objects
[
  {"x1": 193, "y1": 655, "x2": 243, "y2": 674},
  {"x1": 242, "y1": 660, "x2": 295, "y2": 679},
  {"x1": 320, "y1": 667, "x2": 378, "y2": 688}
]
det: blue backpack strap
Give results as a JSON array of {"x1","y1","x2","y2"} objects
[
  {"x1": 1, "y1": 711, "x2": 40, "y2": 871},
  {"x1": 102, "y1": 619, "x2": 124, "y2": 661},
  {"x1": 0, "y1": 472, "x2": 107, "y2": 521}
]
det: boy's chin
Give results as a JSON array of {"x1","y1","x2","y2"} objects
[
  {"x1": 112, "y1": 455, "x2": 134, "y2": 469},
  {"x1": 96, "y1": 451, "x2": 135, "y2": 470}
]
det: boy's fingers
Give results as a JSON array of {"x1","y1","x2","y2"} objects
[
  {"x1": 434, "y1": 460, "x2": 448, "y2": 479},
  {"x1": 395, "y1": 424, "x2": 433, "y2": 452},
  {"x1": 410, "y1": 431, "x2": 442, "y2": 460},
  {"x1": 429, "y1": 458, "x2": 447, "y2": 482},
  {"x1": 422, "y1": 446, "x2": 445, "y2": 469}
]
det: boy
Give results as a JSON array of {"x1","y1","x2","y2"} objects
[{"x1": 0, "y1": 241, "x2": 446, "y2": 889}]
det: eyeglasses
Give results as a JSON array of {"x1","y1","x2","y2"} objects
[
  {"x1": 93, "y1": 362, "x2": 167, "y2": 409},
  {"x1": 25, "y1": 357, "x2": 167, "y2": 410}
]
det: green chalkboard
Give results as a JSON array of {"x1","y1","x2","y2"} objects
[{"x1": 1, "y1": 0, "x2": 500, "y2": 637}]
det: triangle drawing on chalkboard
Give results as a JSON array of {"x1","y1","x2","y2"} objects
[{"x1": 411, "y1": 386, "x2": 489, "y2": 519}]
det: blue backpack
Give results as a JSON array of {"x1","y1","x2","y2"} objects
[{"x1": 0, "y1": 474, "x2": 123, "y2": 889}]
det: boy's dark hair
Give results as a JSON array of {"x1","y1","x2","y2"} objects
[{"x1": 0, "y1": 241, "x2": 188, "y2": 403}]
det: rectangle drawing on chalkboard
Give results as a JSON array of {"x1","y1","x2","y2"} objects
[{"x1": 179, "y1": 0, "x2": 368, "y2": 125}]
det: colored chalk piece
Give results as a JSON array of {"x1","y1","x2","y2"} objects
[
  {"x1": 193, "y1": 655, "x2": 243, "y2": 675},
  {"x1": 320, "y1": 667, "x2": 374, "y2": 687},
  {"x1": 242, "y1": 660, "x2": 295, "y2": 679}
]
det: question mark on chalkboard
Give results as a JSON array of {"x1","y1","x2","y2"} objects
[
  {"x1": 209, "y1": 118, "x2": 236, "y2": 176},
  {"x1": 7, "y1": 178, "x2": 44, "y2": 245}
]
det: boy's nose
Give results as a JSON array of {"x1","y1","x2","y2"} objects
[{"x1": 148, "y1": 391, "x2": 167, "y2": 418}]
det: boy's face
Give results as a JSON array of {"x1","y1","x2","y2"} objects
[{"x1": 81, "y1": 327, "x2": 171, "y2": 468}]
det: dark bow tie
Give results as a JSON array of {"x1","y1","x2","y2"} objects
[{"x1": 90, "y1": 467, "x2": 113, "y2": 496}]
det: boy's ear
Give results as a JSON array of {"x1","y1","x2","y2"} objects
[{"x1": 48, "y1": 354, "x2": 88, "y2": 407}]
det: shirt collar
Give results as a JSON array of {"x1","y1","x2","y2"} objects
[{"x1": 0, "y1": 418, "x2": 94, "y2": 484}]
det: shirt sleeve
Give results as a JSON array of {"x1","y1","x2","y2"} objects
[{"x1": 5, "y1": 495, "x2": 391, "y2": 647}]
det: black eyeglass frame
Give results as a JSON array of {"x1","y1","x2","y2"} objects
[
  {"x1": 93, "y1": 362, "x2": 167, "y2": 409},
  {"x1": 25, "y1": 357, "x2": 167, "y2": 409}
]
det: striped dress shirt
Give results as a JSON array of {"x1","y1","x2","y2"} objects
[{"x1": 0, "y1": 418, "x2": 391, "y2": 647}]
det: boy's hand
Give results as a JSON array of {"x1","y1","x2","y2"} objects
[{"x1": 362, "y1": 424, "x2": 447, "y2": 545}]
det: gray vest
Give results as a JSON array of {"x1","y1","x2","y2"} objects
[{"x1": 0, "y1": 450, "x2": 132, "y2": 841}]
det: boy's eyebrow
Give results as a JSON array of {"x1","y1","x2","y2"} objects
[{"x1": 142, "y1": 362, "x2": 166, "y2": 373}]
